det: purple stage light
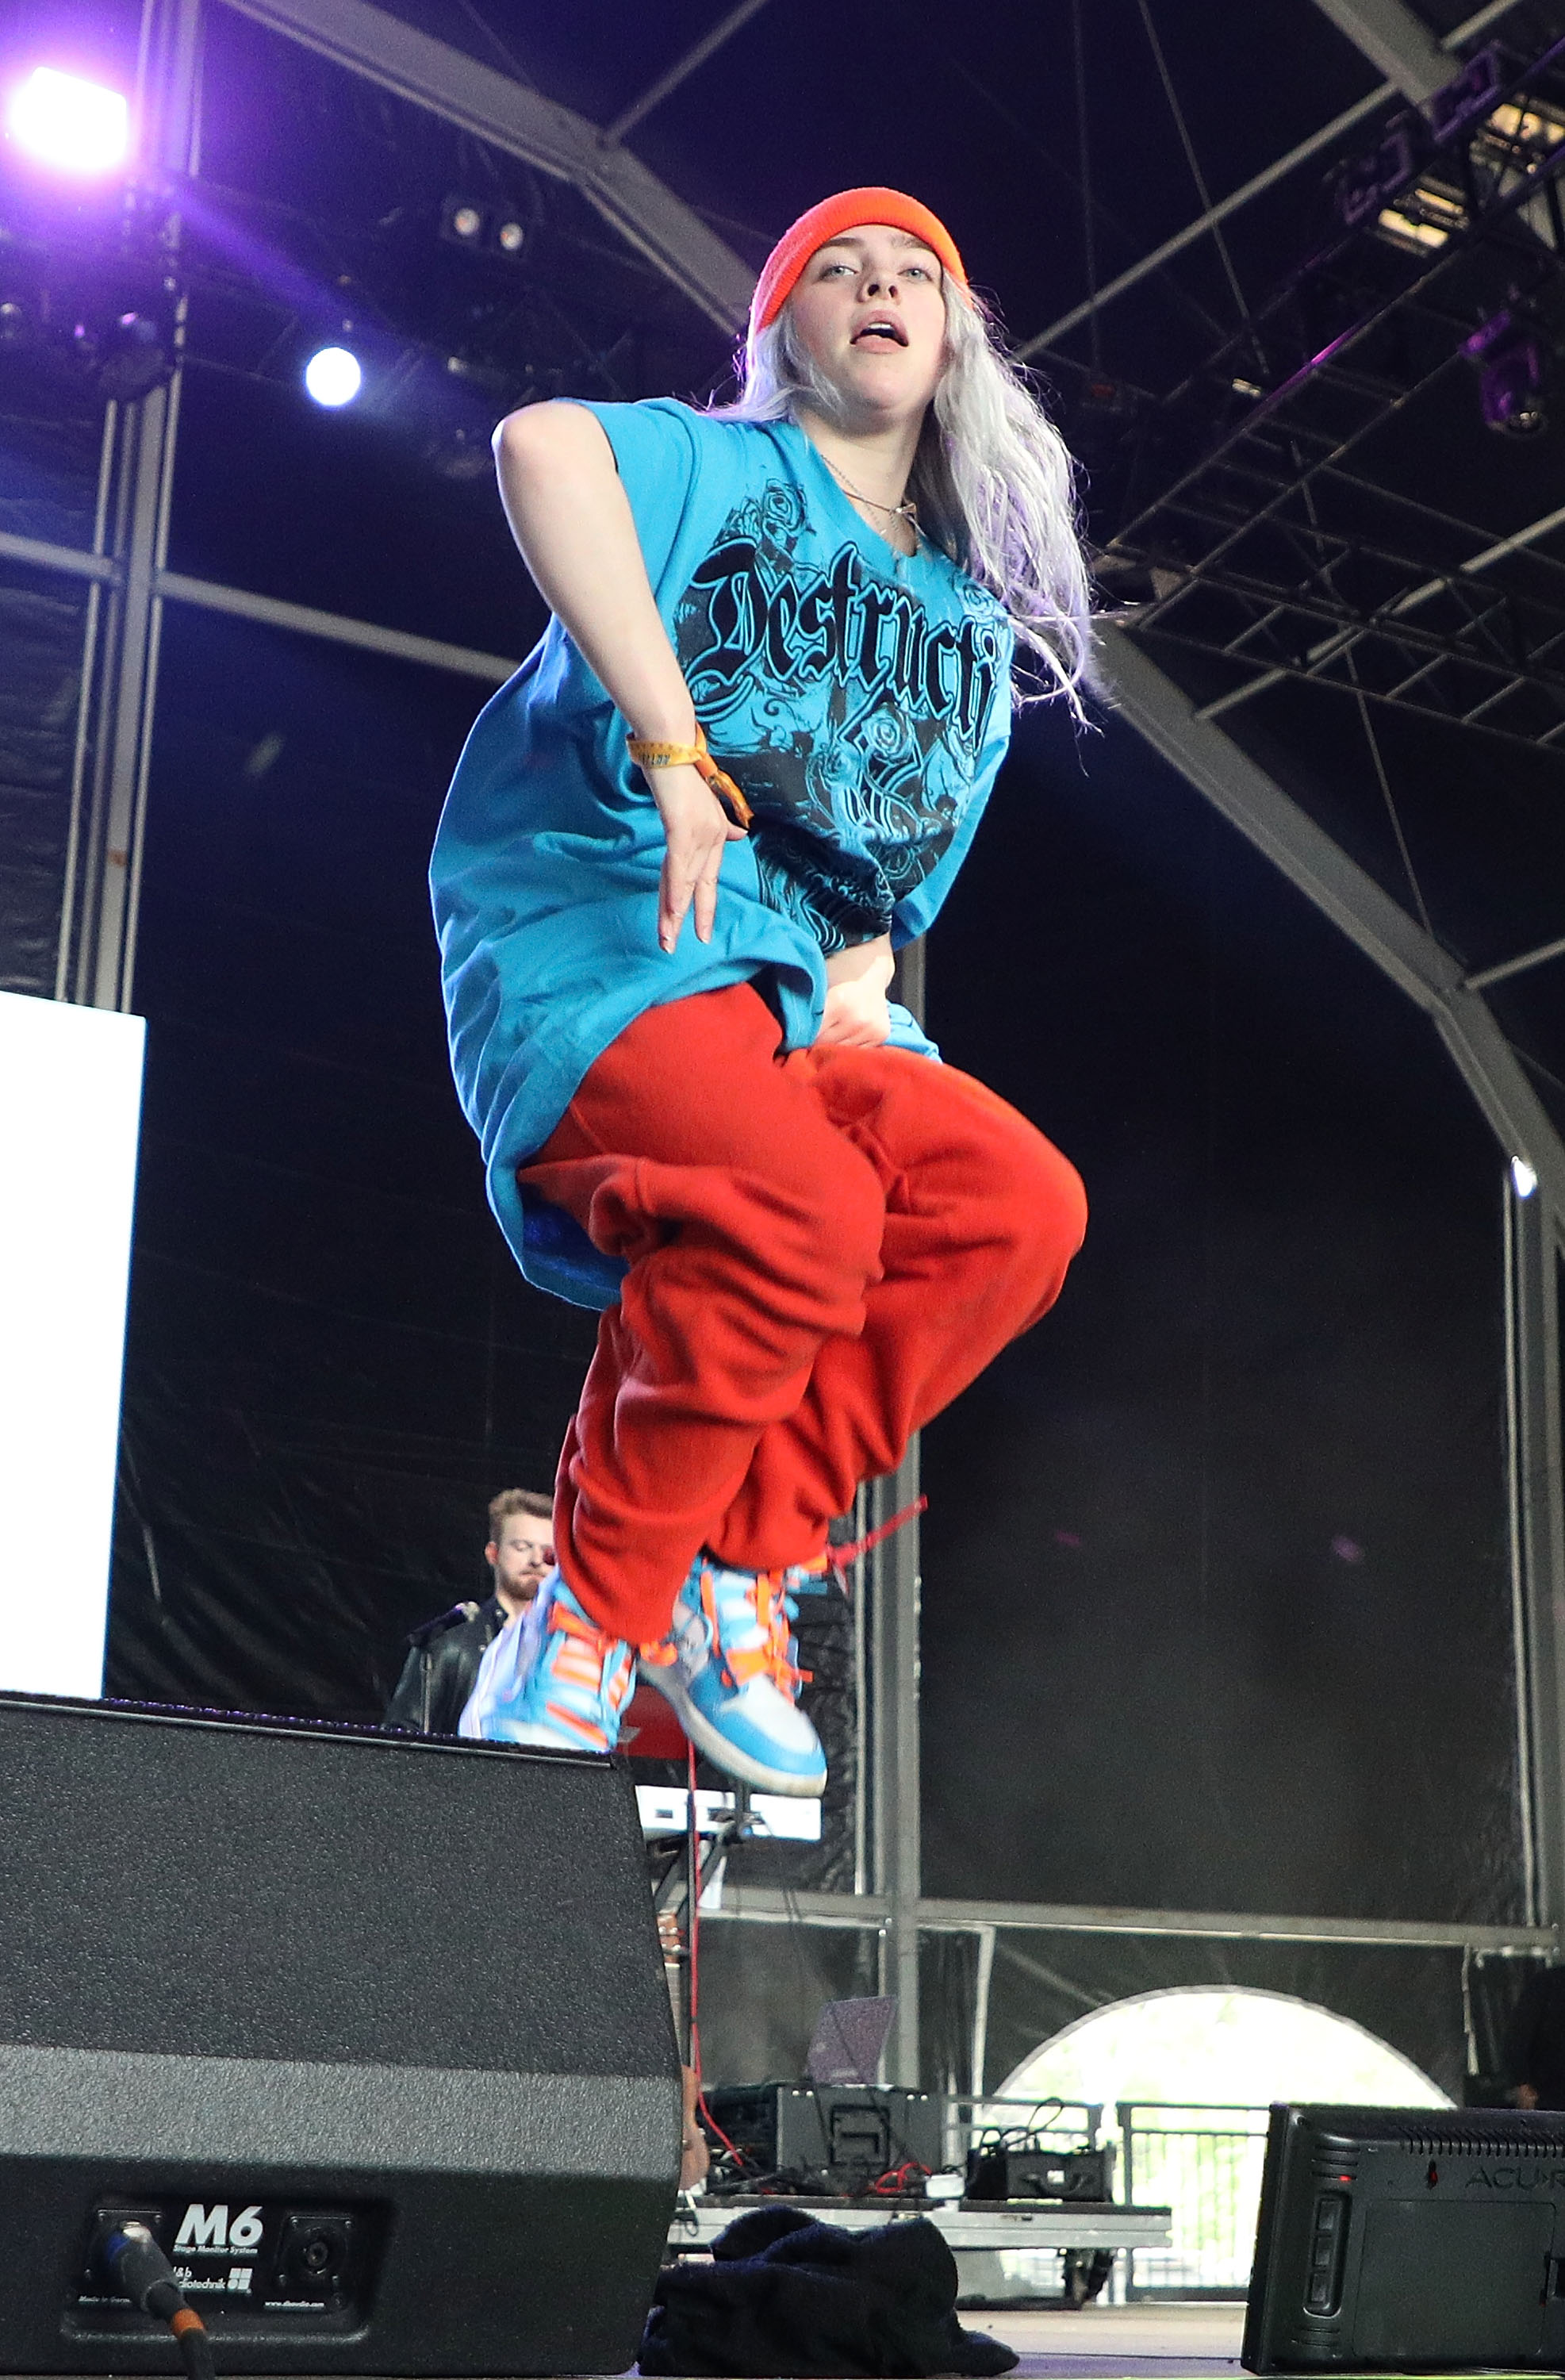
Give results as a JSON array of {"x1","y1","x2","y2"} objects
[
  {"x1": 1463, "y1": 309, "x2": 1549, "y2": 437},
  {"x1": 4, "y1": 66, "x2": 129, "y2": 175}
]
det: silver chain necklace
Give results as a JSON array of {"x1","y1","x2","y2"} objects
[{"x1": 823, "y1": 451, "x2": 920, "y2": 538}]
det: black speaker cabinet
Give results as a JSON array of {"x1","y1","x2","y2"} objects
[
  {"x1": 700, "y1": 2083, "x2": 942, "y2": 2189},
  {"x1": 0, "y1": 1692, "x2": 680, "y2": 2373}
]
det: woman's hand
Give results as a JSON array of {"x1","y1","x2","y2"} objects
[
  {"x1": 642, "y1": 763, "x2": 749, "y2": 951},
  {"x1": 817, "y1": 934, "x2": 896, "y2": 1050}
]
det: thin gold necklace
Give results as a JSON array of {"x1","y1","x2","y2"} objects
[{"x1": 822, "y1": 451, "x2": 920, "y2": 539}]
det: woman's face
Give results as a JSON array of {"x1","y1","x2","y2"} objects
[{"x1": 785, "y1": 222, "x2": 949, "y2": 428}]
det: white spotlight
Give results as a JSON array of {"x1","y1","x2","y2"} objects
[
  {"x1": 4, "y1": 66, "x2": 130, "y2": 175},
  {"x1": 1512, "y1": 1157, "x2": 1539, "y2": 1200},
  {"x1": 303, "y1": 344, "x2": 362, "y2": 408}
]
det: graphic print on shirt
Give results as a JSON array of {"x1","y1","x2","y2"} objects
[{"x1": 672, "y1": 481, "x2": 1008, "y2": 952}]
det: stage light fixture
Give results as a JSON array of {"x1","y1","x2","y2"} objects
[
  {"x1": 1375, "y1": 180, "x2": 1463, "y2": 253},
  {"x1": 1513, "y1": 1157, "x2": 1538, "y2": 1199},
  {"x1": 1428, "y1": 44, "x2": 1501, "y2": 143},
  {"x1": 4, "y1": 66, "x2": 129, "y2": 175},
  {"x1": 440, "y1": 194, "x2": 487, "y2": 248},
  {"x1": 1464, "y1": 309, "x2": 1548, "y2": 436},
  {"x1": 74, "y1": 306, "x2": 173, "y2": 400},
  {"x1": 1487, "y1": 98, "x2": 1565, "y2": 155},
  {"x1": 303, "y1": 344, "x2": 362, "y2": 407},
  {"x1": 439, "y1": 192, "x2": 526, "y2": 264},
  {"x1": 1338, "y1": 119, "x2": 1421, "y2": 231}
]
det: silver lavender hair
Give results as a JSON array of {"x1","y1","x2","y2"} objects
[{"x1": 715, "y1": 279, "x2": 1098, "y2": 710}]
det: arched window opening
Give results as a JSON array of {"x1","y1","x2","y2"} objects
[{"x1": 981, "y1": 1986, "x2": 1449, "y2": 2299}]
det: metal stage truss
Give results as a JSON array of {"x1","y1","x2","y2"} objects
[{"x1": 1102, "y1": 32, "x2": 1565, "y2": 750}]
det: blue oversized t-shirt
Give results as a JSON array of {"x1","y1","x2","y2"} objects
[{"x1": 430, "y1": 400, "x2": 1014, "y2": 1308}]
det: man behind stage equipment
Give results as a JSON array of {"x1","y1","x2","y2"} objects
[
  {"x1": 1506, "y1": 1962, "x2": 1565, "y2": 2112},
  {"x1": 386, "y1": 1488, "x2": 554, "y2": 1734},
  {"x1": 387, "y1": 1493, "x2": 710, "y2": 2187}
]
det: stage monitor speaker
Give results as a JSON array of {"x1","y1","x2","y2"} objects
[
  {"x1": 1243, "y1": 2102, "x2": 1565, "y2": 2370},
  {"x1": 0, "y1": 1691, "x2": 680, "y2": 2374}
]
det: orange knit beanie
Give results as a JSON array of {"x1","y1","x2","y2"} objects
[{"x1": 749, "y1": 187, "x2": 968, "y2": 336}]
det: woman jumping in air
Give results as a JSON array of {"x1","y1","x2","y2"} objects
[{"x1": 432, "y1": 187, "x2": 1095, "y2": 1795}]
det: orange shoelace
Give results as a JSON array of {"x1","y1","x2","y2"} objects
[{"x1": 703, "y1": 1566, "x2": 811, "y2": 1695}]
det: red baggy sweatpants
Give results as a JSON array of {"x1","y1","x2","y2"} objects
[{"x1": 520, "y1": 981, "x2": 1087, "y2": 1645}]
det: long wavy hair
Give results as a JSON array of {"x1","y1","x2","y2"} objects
[{"x1": 715, "y1": 278, "x2": 1097, "y2": 710}]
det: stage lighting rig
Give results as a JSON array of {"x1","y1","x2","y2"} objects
[
  {"x1": 72, "y1": 298, "x2": 175, "y2": 400},
  {"x1": 1334, "y1": 47, "x2": 1498, "y2": 232},
  {"x1": 1336, "y1": 44, "x2": 1565, "y2": 259},
  {"x1": 1464, "y1": 307, "x2": 1550, "y2": 436},
  {"x1": 438, "y1": 192, "x2": 526, "y2": 264},
  {"x1": 1429, "y1": 42, "x2": 1504, "y2": 142},
  {"x1": 1093, "y1": 21, "x2": 1565, "y2": 751},
  {"x1": 1337, "y1": 116, "x2": 1425, "y2": 235},
  {"x1": 0, "y1": 56, "x2": 186, "y2": 403},
  {"x1": 0, "y1": 224, "x2": 177, "y2": 399}
]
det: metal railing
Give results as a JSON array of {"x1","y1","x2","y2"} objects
[
  {"x1": 958, "y1": 2094, "x2": 1104, "y2": 2141},
  {"x1": 1117, "y1": 2102, "x2": 1270, "y2": 2299},
  {"x1": 957, "y1": 2097, "x2": 1267, "y2": 2301},
  {"x1": 949, "y1": 2094, "x2": 1103, "y2": 2167}
]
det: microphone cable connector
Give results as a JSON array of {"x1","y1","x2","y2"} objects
[{"x1": 102, "y1": 2224, "x2": 217, "y2": 2380}]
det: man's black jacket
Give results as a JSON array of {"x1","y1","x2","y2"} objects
[
  {"x1": 385, "y1": 1595, "x2": 506, "y2": 1735},
  {"x1": 1507, "y1": 1965, "x2": 1565, "y2": 2109}
]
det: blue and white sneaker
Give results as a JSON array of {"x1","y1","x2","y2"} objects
[
  {"x1": 641, "y1": 1556, "x2": 827, "y2": 1797},
  {"x1": 458, "y1": 1568, "x2": 637, "y2": 1752}
]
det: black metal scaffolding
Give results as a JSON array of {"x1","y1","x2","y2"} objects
[{"x1": 1103, "y1": 33, "x2": 1565, "y2": 750}]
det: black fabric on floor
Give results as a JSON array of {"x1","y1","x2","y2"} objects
[{"x1": 641, "y1": 2205, "x2": 1019, "y2": 2377}]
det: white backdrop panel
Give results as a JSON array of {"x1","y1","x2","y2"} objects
[{"x1": 0, "y1": 992, "x2": 144, "y2": 1696}]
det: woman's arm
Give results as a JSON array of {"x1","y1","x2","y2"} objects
[{"x1": 493, "y1": 401, "x2": 744, "y2": 952}]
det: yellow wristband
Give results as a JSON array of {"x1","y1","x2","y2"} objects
[
  {"x1": 627, "y1": 725, "x2": 753, "y2": 831},
  {"x1": 627, "y1": 739, "x2": 702, "y2": 770}
]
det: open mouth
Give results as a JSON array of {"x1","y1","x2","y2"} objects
[{"x1": 851, "y1": 317, "x2": 907, "y2": 347}]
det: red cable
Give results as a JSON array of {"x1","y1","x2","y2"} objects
[
  {"x1": 685, "y1": 1741, "x2": 748, "y2": 2167},
  {"x1": 686, "y1": 1740, "x2": 701, "y2": 2077},
  {"x1": 826, "y1": 1495, "x2": 928, "y2": 1572}
]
